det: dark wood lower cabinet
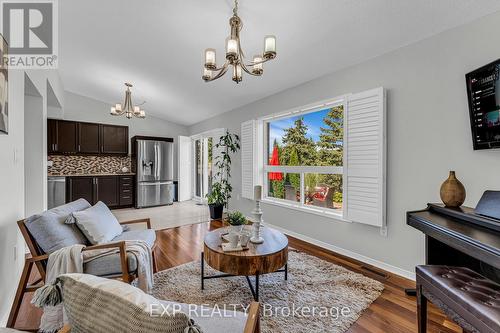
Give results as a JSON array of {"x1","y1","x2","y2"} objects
[
  {"x1": 96, "y1": 176, "x2": 119, "y2": 207},
  {"x1": 67, "y1": 175, "x2": 134, "y2": 208},
  {"x1": 68, "y1": 177, "x2": 94, "y2": 205}
]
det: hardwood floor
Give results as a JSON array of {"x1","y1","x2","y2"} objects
[{"x1": 12, "y1": 220, "x2": 462, "y2": 332}]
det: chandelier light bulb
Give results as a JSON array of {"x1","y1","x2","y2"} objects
[
  {"x1": 115, "y1": 103, "x2": 122, "y2": 111},
  {"x1": 202, "y1": 67, "x2": 212, "y2": 81},
  {"x1": 232, "y1": 64, "x2": 242, "y2": 83},
  {"x1": 263, "y1": 35, "x2": 276, "y2": 59},
  {"x1": 226, "y1": 38, "x2": 238, "y2": 59},
  {"x1": 204, "y1": 48, "x2": 216, "y2": 69},
  {"x1": 252, "y1": 55, "x2": 263, "y2": 75}
]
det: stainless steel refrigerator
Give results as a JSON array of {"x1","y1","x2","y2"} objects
[{"x1": 134, "y1": 137, "x2": 175, "y2": 208}]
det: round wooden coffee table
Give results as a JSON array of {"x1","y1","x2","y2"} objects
[{"x1": 201, "y1": 226, "x2": 288, "y2": 301}]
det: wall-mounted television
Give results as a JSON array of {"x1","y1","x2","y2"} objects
[{"x1": 466, "y1": 59, "x2": 500, "y2": 150}]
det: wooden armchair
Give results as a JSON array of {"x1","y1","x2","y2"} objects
[{"x1": 7, "y1": 217, "x2": 157, "y2": 330}]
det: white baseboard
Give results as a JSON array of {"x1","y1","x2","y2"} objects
[{"x1": 263, "y1": 223, "x2": 416, "y2": 281}]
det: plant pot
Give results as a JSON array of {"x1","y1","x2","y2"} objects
[
  {"x1": 208, "y1": 203, "x2": 224, "y2": 220},
  {"x1": 228, "y1": 225, "x2": 243, "y2": 234}
]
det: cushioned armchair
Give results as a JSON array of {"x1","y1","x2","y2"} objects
[{"x1": 7, "y1": 199, "x2": 158, "y2": 329}]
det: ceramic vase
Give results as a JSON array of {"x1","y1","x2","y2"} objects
[{"x1": 440, "y1": 171, "x2": 466, "y2": 207}]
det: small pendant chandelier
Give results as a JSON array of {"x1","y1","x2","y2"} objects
[
  {"x1": 202, "y1": 0, "x2": 276, "y2": 84},
  {"x1": 110, "y1": 83, "x2": 146, "y2": 119}
]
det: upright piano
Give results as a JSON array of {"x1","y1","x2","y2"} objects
[{"x1": 407, "y1": 203, "x2": 500, "y2": 283}]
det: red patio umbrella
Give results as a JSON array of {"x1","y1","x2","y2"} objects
[{"x1": 268, "y1": 145, "x2": 283, "y2": 180}]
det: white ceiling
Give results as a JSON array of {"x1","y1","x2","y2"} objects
[{"x1": 59, "y1": 0, "x2": 500, "y2": 126}]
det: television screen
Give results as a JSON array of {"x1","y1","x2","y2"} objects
[{"x1": 466, "y1": 59, "x2": 500, "y2": 150}]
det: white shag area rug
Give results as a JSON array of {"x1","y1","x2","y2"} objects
[{"x1": 152, "y1": 249, "x2": 384, "y2": 333}]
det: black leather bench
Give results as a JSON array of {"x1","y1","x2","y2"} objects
[{"x1": 416, "y1": 265, "x2": 500, "y2": 333}]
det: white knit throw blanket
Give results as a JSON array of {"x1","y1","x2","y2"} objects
[
  {"x1": 37, "y1": 240, "x2": 153, "y2": 333},
  {"x1": 83, "y1": 240, "x2": 154, "y2": 293}
]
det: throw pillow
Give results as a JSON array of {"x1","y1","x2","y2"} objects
[
  {"x1": 73, "y1": 201, "x2": 123, "y2": 244},
  {"x1": 24, "y1": 199, "x2": 91, "y2": 253},
  {"x1": 56, "y1": 274, "x2": 201, "y2": 333}
]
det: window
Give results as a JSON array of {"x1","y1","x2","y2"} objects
[
  {"x1": 241, "y1": 87, "x2": 386, "y2": 227},
  {"x1": 264, "y1": 102, "x2": 345, "y2": 216}
]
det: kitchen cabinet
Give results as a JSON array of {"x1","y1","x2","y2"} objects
[
  {"x1": 67, "y1": 175, "x2": 133, "y2": 208},
  {"x1": 47, "y1": 119, "x2": 57, "y2": 154},
  {"x1": 47, "y1": 119, "x2": 128, "y2": 156},
  {"x1": 78, "y1": 122, "x2": 100, "y2": 154},
  {"x1": 67, "y1": 177, "x2": 94, "y2": 204},
  {"x1": 101, "y1": 124, "x2": 128, "y2": 154},
  {"x1": 96, "y1": 176, "x2": 120, "y2": 207},
  {"x1": 119, "y1": 176, "x2": 134, "y2": 206},
  {"x1": 48, "y1": 119, "x2": 78, "y2": 153}
]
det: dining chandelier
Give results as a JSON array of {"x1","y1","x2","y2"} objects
[
  {"x1": 202, "y1": 0, "x2": 276, "y2": 83},
  {"x1": 110, "y1": 83, "x2": 145, "y2": 119}
]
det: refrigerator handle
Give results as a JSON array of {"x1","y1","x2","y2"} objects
[{"x1": 154, "y1": 143, "x2": 159, "y2": 180}]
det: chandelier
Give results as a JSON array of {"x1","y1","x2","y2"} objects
[
  {"x1": 202, "y1": 0, "x2": 276, "y2": 84},
  {"x1": 110, "y1": 83, "x2": 146, "y2": 119}
]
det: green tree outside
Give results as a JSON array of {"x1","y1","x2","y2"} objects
[{"x1": 268, "y1": 106, "x2": 344, "y2": 206}]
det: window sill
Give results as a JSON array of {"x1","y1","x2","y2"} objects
[{"x1": 260, "y1": 198, "x2": 351, "y2": 223}]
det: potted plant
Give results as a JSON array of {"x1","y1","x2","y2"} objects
[
  {"x1": 206, "y1": 182, "x2": 225, "y2": 220},
  {"x1": 207, "y1": 131, "x2": 240, "y2": 219},
  {"x1": 226, "y1": 211, "x2": 247, "y2": 233}
]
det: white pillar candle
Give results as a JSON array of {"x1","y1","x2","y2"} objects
[{"x1": 254, "y1": 185, "x2": 262, "y2": 201}]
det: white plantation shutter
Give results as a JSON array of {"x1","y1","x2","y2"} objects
[
  {"x1": 345, "y1": 87, "x2": 386, "y2": 227},
  {"x1": 241, "y1": 120, "x2": 256, "y2": 199}
]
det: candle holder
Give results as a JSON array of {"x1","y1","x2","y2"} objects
[{"x1": 251, "y1": 200, "x2": 264, "y2": 244}]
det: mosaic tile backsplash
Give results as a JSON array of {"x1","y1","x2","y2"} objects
[{"x1": 48, "y1": 155, "x2": 132, "y2": 176}]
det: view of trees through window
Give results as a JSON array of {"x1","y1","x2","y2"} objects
[{"x1": 266, "y1": 105, "x2": 344, "y2": 211}]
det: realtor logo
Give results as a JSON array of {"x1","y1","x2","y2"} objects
[{"x1": 0, "y1": 0, "x2": 58, "y2": 68}]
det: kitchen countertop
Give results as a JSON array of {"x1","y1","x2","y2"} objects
[{"x1": 48, "y1": 173, "x2": 136, "y2": 177}]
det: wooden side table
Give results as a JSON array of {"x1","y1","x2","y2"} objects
[{"x1": 202, "y1": 227, "x2": 288, "y2": 301}]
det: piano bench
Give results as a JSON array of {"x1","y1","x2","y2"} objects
[{"x1": 416, "y1": 265, "x2": 500, "y2": 333}]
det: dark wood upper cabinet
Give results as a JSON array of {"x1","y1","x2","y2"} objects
[
  {"x1": 47, "y1": 119, "x2": 57, "y2": 154},
  {"x1": 100, "y1": 124, "x2": 128, "y2": 154},
  {"x1": 95, "y1": 176, "x2": 119, "y2": 207},
  {"x1": 68, "y1": 177, "x2": 94, "y2": 204},
  {"x1": 47, "y1": 119, "x2": 128, "y2": 156},
  {"x1": 78, "y1": 122, "x2": 100, "y2": 154},
  {"x1": 55, "y1": 120, "x2": 78, "y2": 153}
]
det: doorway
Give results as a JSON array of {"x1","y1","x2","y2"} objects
[{"x1": 191, "y1": 129, "x2": 224, "y2": 204}]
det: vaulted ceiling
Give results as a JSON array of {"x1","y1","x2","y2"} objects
[{"x1": 59, "y1": 0, "x2": 500, "y2": 126}]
